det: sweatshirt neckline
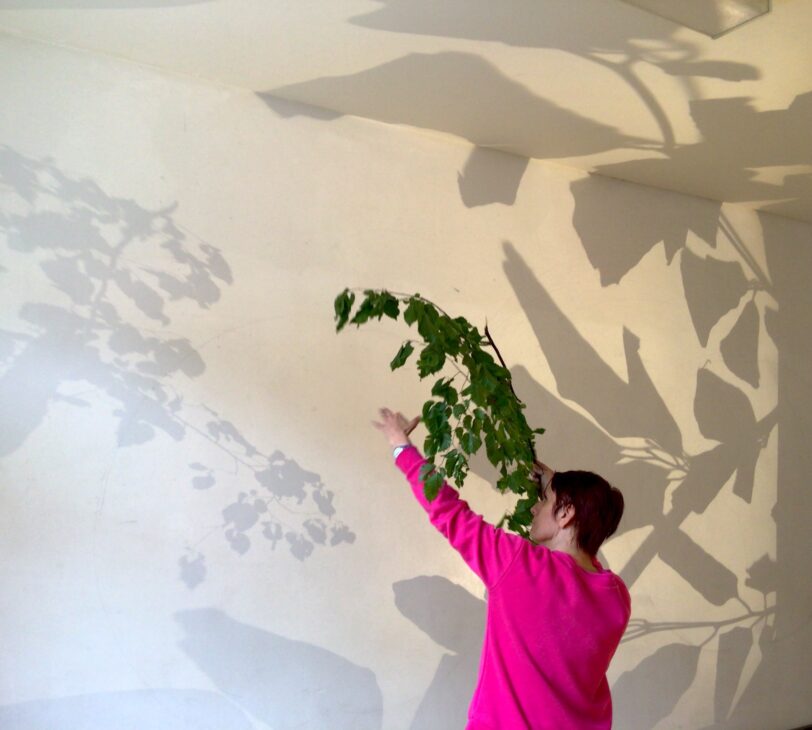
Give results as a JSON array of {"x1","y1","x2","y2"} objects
[{"x1": 555, "y1": 550, "x2": 608, "y2": 576}]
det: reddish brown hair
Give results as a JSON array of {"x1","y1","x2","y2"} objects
[{"x1": 549, "y1": 470, "x2": 624, "y2": 556}]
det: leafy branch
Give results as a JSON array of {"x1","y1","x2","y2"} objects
[{"x1": 334, "y1": 288, "x2": 545, "y2": 537}]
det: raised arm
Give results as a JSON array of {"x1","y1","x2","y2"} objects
[{"x1": 372, "y1": 407, "x2": 523, "y2": 588}]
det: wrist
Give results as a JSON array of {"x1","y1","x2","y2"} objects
[{"x1": 392, "y1": 442, "x2": 412, "y2": 459}]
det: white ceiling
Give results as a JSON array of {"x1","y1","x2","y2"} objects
[{"x1": 2, "y1": 0, "x2": 810, "y2": 223}]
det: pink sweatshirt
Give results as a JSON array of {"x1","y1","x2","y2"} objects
[{"x1": 396, "y1": 445, "x2": 631, "y2": 730}]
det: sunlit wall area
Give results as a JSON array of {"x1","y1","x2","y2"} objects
[{"x1": 1, "y1": 30, "x2": 810, "y2": 730}]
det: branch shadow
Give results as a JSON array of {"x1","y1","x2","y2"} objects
[
  {"x1": 494, "y1": 234, "x2": 781, "y2": 723},
  {"x1": 346, "y1": 0, "x2": 810, "y2": 219},
  {"x1": 258, "y1": 51, "x2": 639, "y2": 159},
  {"x1": 593, "y1": 92, "x2": 812, "y2": 222},
  {"x1": 0, "y1": 145, "x2": 355, "y2": 584},
  {"x1": 566, "y1": 168, "x2": 812, "y2": 726},
  {"x1": 257, "y1": 51, "x2": 643, "y2": 210},
  {"x1": 349, "y1": 0, "x2": 751, "y2": 69},
  {"x1": 719, "y1": 213, "x2": 812, "y2": 726},
  {"x1": 256, "y1": 1, "x2": 810, "y2": 219}
]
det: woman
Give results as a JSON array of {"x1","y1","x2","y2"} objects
[{"x1": 372, "y1": 407, "x2": 630, "y2": 730}]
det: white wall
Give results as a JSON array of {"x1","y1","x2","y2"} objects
[{"x1": 1, "y1": 31, "x2": 810, "y2": 730}]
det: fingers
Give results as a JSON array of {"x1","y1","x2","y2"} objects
[
  {"x1": 375, "y1": 408, "x2": 419, "y2": 431},
  {"x1": 377, "y1": 407, "x2": 404, "y2": 422}
]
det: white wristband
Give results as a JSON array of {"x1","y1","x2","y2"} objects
[{"x1": 392, "y1": 444, "x2": 411, "y2": 459}]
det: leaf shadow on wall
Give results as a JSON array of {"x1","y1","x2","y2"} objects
[
  {"x1": 497, "y1": 237, "x2": 778, "y2": 727},
  {"x1": 257, "y1": 50, "x2": 640, "y2": 209},
  {"x1": 175, "y1": 608, "x2": 383, "y2": 730},
  {"x1": 260, "y1": 0, "x2": 808, "y2": 222},
  {"x1": 0, "y1": 146, "x2": 354, "y2": 585},
  {"x1": 346, "y1": 0, "x2": 810, "y2": 220},
  {"x1": 260, "y1": 0, "x2": 812, "y2": 218},
  {"x1": 0, "y1": 689, "x2": 256, "y2": 730},
  {"x1": 392, "y1": 576, "x2": 486, "y2": 730},
  {"x1": 348, "y1": 0, "x2": 755, "y2": 66},
  {"x1": 592, "y1": 92, "x2": 812, "y2": 222},
  {"x1": 613, "y1": 642, "x2": 702, "y2": 729},
  {"x1": 567, "y1": 185, "x2": 812, "y2": 727},
  {"x1": 708, "y1": 214, "x2": 812, "y2": 728},
  {"x1": 457, "y1": 147, "x2": 530, "y2": 208}
]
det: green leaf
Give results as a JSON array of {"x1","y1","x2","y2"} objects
[
  {"x1": 461, "y1": 431, "x2": 481, "y2": 455},
  {"x1": 334, "y1": 289, "x2": 356, "y2": 332},
  {"x1": 390, "y1": 341, "x2": 414, "y2": 370},
  {"x1": 403, "y1": 298, "x2": 422, "y2": 326},
  {"x1": 511, "y1": 501, "x2": 534, "y2": 527},
  {"x1": 423, "y1": 400, "x2": 446, "y2": 429},
  {"x1": 416, "y1": 305, "x2": 441, "y2": 342},
  {"x1": 485, "y1": 432, "x2": 502, "y2": 465},
  {"x1": 424, "y1": 471, "x2": 445, "y2": 500},
  {"x1": 383, "y1": 296, "x2": 400, "y2": 320},
  {"x1": 417, "y1": 344, "x2": 445, "y2": 378},
  {"x1": 516, "y1": 497, "x2": 535, "y2": 510},
  {"x1": 417, "y1": 461, "x2": 445, "y2": 500},
  {"x1": 419, "y1": 461, "x2": 435, "y2": 482},
  {"x1": 444, "y1": 450, "x2": 460, "y2": 476},
  {"x1": 350, "y1": 296, "x2": 375, "y2": 326},
  {"x1": 333, "y1": 287, "x2": 548, "y2": 534},
  {"x1": 431, "y1": 377, "x2": 459, "y2": 405},
  {"x1": 455, "y1": 461, "x2": 468, "y2": 485},
  {"x1": 437, "y1": 428, "x2": 453, "y2": 451}
]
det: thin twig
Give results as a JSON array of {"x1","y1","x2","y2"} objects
[{"x1": 484, "y1": 321, "x2": 538, "y2": 463}]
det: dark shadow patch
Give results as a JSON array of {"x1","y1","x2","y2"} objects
[
  {"x1": 713, "y1": 626, "x2": 752, "y2": 723},
  {"x1": 393, "y1": 576, "x2": 486, "y2": 729},
  {"x1": 720, "y1": 298, "x2": 760, "y2": 388},
  {"x1": 571, "y1": 174, "x2": 720, "y2": 286},
  {"x1": 613, "y1": 643, "x2": 701, "y2": 729},
  {"x1": 0, "y1": 689, "x2": 253, "y2": 730},
  {"x1": 681, "y1": 249, "x2": 749, "y2": 347},
  {"x1": 457, "y1": 147, "x2": 530, "y2": 208},
  {"x1": 176, "y1": 608, "x2": 383, "y2": 730},
  {"x1": 258, "y1": 52, "x2": 640, "y2": 162}
]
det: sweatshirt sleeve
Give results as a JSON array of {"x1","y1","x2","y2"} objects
[{"x1": 395, "y1": 444, "x2": 523, "y2": 589}]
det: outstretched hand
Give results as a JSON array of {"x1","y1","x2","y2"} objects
[{"x1": 372, "y1": 407, "x2": 420, "y2": 447}]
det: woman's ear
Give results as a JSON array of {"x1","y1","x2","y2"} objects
[{"x1": 556, "y1": 503, "x2": 576, "y2": 530}]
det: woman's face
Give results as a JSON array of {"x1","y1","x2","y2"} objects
[
  {"x1": 529, "y1": 484, "x2": 559, "y2": 545},
  {"x1": 529, "y1": 462, "x2": 561, "y2": 544}
]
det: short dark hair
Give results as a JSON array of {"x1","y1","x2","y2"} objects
[{"x1": 550, "y1": 470, "x2": 624, "y2": 556}]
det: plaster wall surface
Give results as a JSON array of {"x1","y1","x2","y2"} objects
[{"x1": 1, "y1": 31, "x2": 810, "y2": 730}]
